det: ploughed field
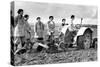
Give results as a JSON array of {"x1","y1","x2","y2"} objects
[
  {"x1": 15, "y1": 48, "x2": 97, "y2": 66},
  {"x1": 14, "y1": 25, "x2": 97, "y2": 66}
]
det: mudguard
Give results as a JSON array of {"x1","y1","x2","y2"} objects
[
  {"x1": 76, "y1": 27, "x2": 93, "y2": 36},
  {"x1": 73, "y1": 27, "x2": 93, "y2": 44}
]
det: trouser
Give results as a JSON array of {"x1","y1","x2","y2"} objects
[
  {"x1": 20, "y1": 36, "x2": 25, "y2": 47},
  {"x1": 14, "y1": 36, "x2": 25, "y2": 51}
]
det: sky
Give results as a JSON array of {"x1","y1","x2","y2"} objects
[{"x1": 12, "y1": 1, "x2": 98, "y2": 25}]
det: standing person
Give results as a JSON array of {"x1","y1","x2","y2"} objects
[
  {"x1": 35, "y1": 17, "x2": 45, "y2": 52},
  {"x1": 46, "y1": 16, "x2": 56, "y2": 50},
  {"x1": 62, "y1": 18, "x2": 66, "y2": 26},
  {"x1": 47, "y1": 16, "x2": 55, "y2": 36},
  {"x1": 61, "y1": 18, "x2": 69, "y2": 33},
  {"x1": 14, "y1": 9, "x2": 25, "y2": 50},
  {"x1": 24, "y1": 14, "x2": 31, "y2": 40},
  {"x1": 68, "y1": 15, "x2": 76, "y2": 31},
  {"x1": 60, "y1": 18, "x2": 68, "y2": 41},
  {"x1": 24, "y1": 14, "x2": 32, "y2": 50},
  {"x1": 35, "y1": 17, "x2": 45, "y2": 40},
  {"x1": 61, "y1": 18, "x2": 68, "y2": 26}
]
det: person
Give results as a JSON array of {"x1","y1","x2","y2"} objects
[
  {"x1": 61, "y1": 18, "x2": 68, "y2": 26},
  {"x1": 62, "y1": 18, "x2": 66, "y2": 26},
  {"x1": 35, "y1": 17, "x2": 45, "y2": 39},
  {"x1": 60, "y1": 18, "x2": 69, "y2": 34},
  {"x1": 23, "y1": 14, "x2": 32, "y2": 51},
  {"x1": 35, "y1": 17, "x2": 45, "y2": 52},
  {"x1": 64, "y1": 15, "x2": 76, "y2": 47},
  {"x1": 24, "y1": 14, "x2": 31, "y2": 40},
  {"x1": 14, "y1": 9, "x2": 25, "y2": 50},
  {"x1": 68, "y1": 15, "x2": 76, "y2": 31},
  {"x1": 47, "y1": 16, "x2": 55, "y2": 35}
]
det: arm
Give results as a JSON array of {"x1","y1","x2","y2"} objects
[
  {"x1": 53, "y1": 21, "x2": 55, "y2": 29},
  {"x1": 26, "y1": 23, "x2": 31, "y2": 33},
  {"x1": 47, "y1": 21, "x2": 50, "y2": 30},
  {"x1": 42, "y1": 23, "x2": 45, "y2": 31},
  {"x1": 35, "y1": 23, "x2": 37, "y2": 33}
]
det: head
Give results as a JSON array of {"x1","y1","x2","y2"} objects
[
  {"x1": 71, "y1": 15, "x2": 75, "y2": 20},
  {"x1": 62, "y1": 18, "x2": 66, "y2": 23},
  {"x1": 36, "y1": 17, "x2": 41, "y2": 22},
  {"x1": 24, "y1": 14, "x2": 29, "y2": 21},
  {"x1": 17, "y1": 9, "x2": 23, "y2": 16},
  {"x1": 49, "y1": 16, "x2": 54, "y2": 21}
]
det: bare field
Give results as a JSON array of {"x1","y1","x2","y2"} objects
[{"x1": 15, "y1": 49, "x2": 97, "y2": 66}]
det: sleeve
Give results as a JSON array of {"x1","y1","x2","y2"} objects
[
  {"x1": 42, "y1": 23, "x2": 45, "y2": 30},
  {"x1": 35, "y1": 23, "x2": 37, "y2": 33},
  {"x1": 53, "y1": 21, "x2": 55, "y2": 29},
  {"x1": 27, "y1": 22, "x2": 31, "y2": 32},
  {"x1": 47, "y1": 21, "x2": 49, "y2": 29}
]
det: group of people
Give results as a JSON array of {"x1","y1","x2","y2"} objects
[
  {"x1": 11, "y1": 9, "x2": 83, "y2": 52},
  {"x1": 11, "y1": 9, "x2": 31, "y2": 51}
]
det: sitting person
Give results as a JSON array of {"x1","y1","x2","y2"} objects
[{"x1": 64, "y1": 15, "x2": 77, "y2": 47}]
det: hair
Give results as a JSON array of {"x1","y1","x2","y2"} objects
[
  {"x1": 17, "y1": 9, "x2": 23, "y2": 14},
  {"x1": 24, "y1": 14, "x2": 29, "y2": 18},
  {"x1": 49, "y1": 16, "x2": 54, "y2": 19},
  {"x1": 62, "y1": 18, "x2": 66, "y2": 22},
  {"x1": 71, "y1": 15, "x2": 75, "y2": 19},
  {"x1": 36, "y1": 17, "x2": 41, "y2": 20}
]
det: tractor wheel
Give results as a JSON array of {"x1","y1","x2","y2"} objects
[
  {"x1": 77, "y1": 29, "x2": 92, "y2": 49},
  {"x1": 77, "y1": 35, "x2": 84, "y2": 49},
  {"x1": 92, "y1": 38, "x2": 97, "y2": 49}
]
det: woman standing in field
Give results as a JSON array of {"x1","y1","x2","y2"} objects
[
  {"x1": 47, "y1": 16, "x2": 55, "y2": 35},
  {"x1": 61, "y1": 18, "x2": 69, "y2": 34},
  {"x1": 35, "y1": 17, "x2": 45, "y2": 39},
  {"x1": 14, "y1": 9, "x2": 25, "y2": 50},
  {"x1": 24, "y1": 14, "x2": 31, "y2": 40},
  {"x1": 61, "y1": 18, "x2": 68, "y2": 26}
]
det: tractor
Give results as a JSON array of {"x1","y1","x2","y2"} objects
[{"x1": 59, "y1": 18, "x2": 93, "y2": 50}]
